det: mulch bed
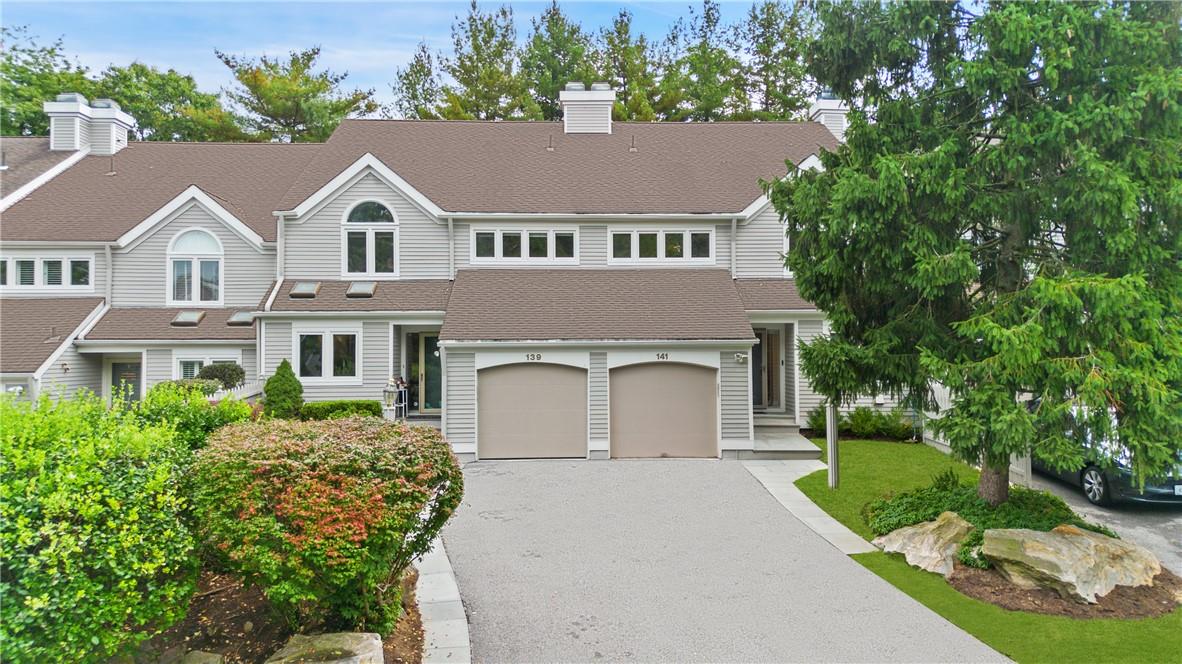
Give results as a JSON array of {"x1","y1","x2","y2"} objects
[
  {"x1": 137, "y1": 568, "x2": 424, "y2": 663},
  {"x1": 948, "y1": 563, "x2": 1182, "y2": 619}
]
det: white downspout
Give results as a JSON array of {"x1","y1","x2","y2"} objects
[
  {"x1": 275, "y1": 213, "x2": 286, "y2": 281},
  {"x1": 730, "y1": 217, "x2": 738, "y2": 278},
  {"x1": 104, "y1": 244, "x2": 113, "y2": 302},
  {"x1": 447, "y1": 217, "x2": 455, "y2": 279}
]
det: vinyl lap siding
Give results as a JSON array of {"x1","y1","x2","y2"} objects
[
  {"x1": 719, "y1": 350, "x2": 750, "y2": 440},
  {"x1": 38, "y1": 346, "x2": 102, "y2": 399},
  {"x1": 588, "y1": 351, "x2": 608, "y2": 445},
  {"x1": 284, "y1": 173, "x2": 448, "y2": 279},
  {"x1": 111, "y1": 203, "x2": 275, "y2": 307},
  {"x1": 51, "y1": 117, "x2": 77, "y2": 150},
  {"x1": 443, "y1": 351, "x2": 475, "y2": 448},
  {"x1": 734, "y1": 206, "x2": 787, "y2": 277},
  {"x1": 145, "y1": 349, "x2": 172, "y2": 389},
  {"x1": 241, "y1": 347, "x2": 257, "y2": 378},
  {"x1": 580, "y1": 225, "x2": 607, "y2": 265},
  {"x1": 90, "y1": 122, "x2": 112, "y2": 153},
  {"x1": 262, "y1": 321, "x2": 291, "y2": 376}
]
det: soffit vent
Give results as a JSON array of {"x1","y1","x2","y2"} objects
[
  {"x1": 346, "y1": 281, "x2": 377, "y2": 298},
  {"x1": 289, "y1": 282, "x2": 320, "y2": 298},
  {"x1": 171, "y1": 311, "x2": 205, "y2": 327},
  {"x1": 226, "y1": 311, "x2": 254, "y2": 326}
]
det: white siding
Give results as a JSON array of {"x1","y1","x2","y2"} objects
[
  {"x1": 720, "y1": 350, "x2": 750, "y2": 440},
  {"x1": 77, "y1": 118, "x2": 90, "y2": 150},
  {"x1": 38, "y1": 346, "x2": 102, "y2": 399},
  {"x1": 262, "y1": 321, "x2": 291, "y2": 377},
  {"x1": 443, "y1": 351, "x2": 475, "y2": 447},
  {"x1": 144, "y1": 349, "x2": 172, "y2": 389},
  {"x1": 734, "y1": 205, "x2": 788, "y2": 277},
  {"x1": 580, "y1": 225, "x2": 607, "y2": 265},
  {"x1": 284, "y1": 172, "x2": 448, "y2": 279},
  {"x1": 588, "y1": 351, "x2": 608, "y2": 444},
  {"x1": 90, "y1": 122, "x2": 113, "y2": 155},
  {"x1": 111, "y1": 203, "x2": 274, "y2": 307},
  {"x1": 50, "y1": 117, "x2": 77, "y2": 150},
  {"x1": 262, "y1": 319, "x2": 391, "y2": 402},
  {"x1": 241, "y1": 347, "x2": 257, "y2": 377}
]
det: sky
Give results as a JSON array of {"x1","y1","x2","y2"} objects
[{"x1": 3, "y1": 1, "x2": 757, "y2": 107}]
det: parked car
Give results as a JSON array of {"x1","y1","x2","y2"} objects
[{"x1": 1032, "y1": 454, "x2": 1182, "y2": 506}]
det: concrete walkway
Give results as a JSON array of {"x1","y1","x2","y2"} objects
[
  {"x1": 415, "y1": 538, "x2": 472, "y2": 663},
  {"x1": 443, "y1": 460, "x2": 1004, "y2": 663},
  {"x1": 742, "y1": 460, "x2": 877, "y2": 554}
]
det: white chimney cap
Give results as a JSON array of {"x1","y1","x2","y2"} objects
[{"x1": 565, "y1": 82, "x2": 586, "y2": 91}]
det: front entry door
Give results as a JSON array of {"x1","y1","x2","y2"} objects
[
  {"x1": 752, "y1": 328, "x2": 781, "y2": 409},
  {"x1": 110, "y1": 361, "x2": 142, "y2": 401},
  {"x1": 407, "y1": 332, "x2": 442, "y2": 414}
]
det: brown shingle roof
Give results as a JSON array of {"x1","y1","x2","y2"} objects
[
  {"x1": 1, "y1": 141, "x2": 321, "y2": 242},
  {"x1": 278, "y1": 120, "x2": 836, "y2": 214},
  {"x1": 0, "y1": 296, "x2": 104, "y2": 373},
  {"x1": 440, "y1": 268, "x2": 754, "y2": 341},
  {"x1": 0, "y1": 137, "x2": 77, "y2": 197},
  {"x1": 84, "y1": 307, "x2": 256, "y2": 341},
  {"x1": 734, "y1": 278, "x2": 816, "y2": 311},
  {"x1": 268, "y1": 279, "x2": 452, "y2": 312}
]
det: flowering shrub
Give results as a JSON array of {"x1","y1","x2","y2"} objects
[
  {"x1": 0, "y1": 394, "x2": 197, "y2": 663},
  {"x1": 190, "y1": 417, "x2": 463, "y2": 633},
  {"x1": 137, "y1": 381, "x2": 253, "y2": 449}
]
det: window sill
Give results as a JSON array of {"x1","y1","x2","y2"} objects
[{"x1": 299, "y1": 377, "x2": 364, "y2": 387}]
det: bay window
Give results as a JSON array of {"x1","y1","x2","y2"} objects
[
  {"x1": 168, "y1": 229, "x2": 222, "y2": 305},
  {"x1": 343, "y1": 200, "x2": 398, "y2": 277}
]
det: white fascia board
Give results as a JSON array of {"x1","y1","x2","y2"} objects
[
  {"x1": 738, "y1": 153, "x2": 826, "y2": 223},
  {"x1": 439, "y1": 338, "x2": 757, "y2": 350},
  {"x1": 43, "y1": 101, "x2": 136, "y2": 128},
  {"x1": 747, "y1": 310, "x2": 824, "y2": 323},
  {"x1": 75, "y1": 340, "x2": 256, "y2": 352},
  {"x1": 0, "y1": 148, "x2": 90, "y2": 212},
  {"x1": 275, "y1": 153, "x2": 445, "y2": 220},
  {"x1": 446, "y1": 211, "x2": 738, "y2": 222},
  {"x1": 116, "y1": 185, "x2": 266, "y2": 251},
  {"x1": 32, "y1": 300, "x2": 108, "y2": 379},
  {"x1": 252, "y1": 311, "x2": 446, "y2": 323}
]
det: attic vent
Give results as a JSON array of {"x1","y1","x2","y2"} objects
[
  {"x1": 289, "y1": 282, "x2": 320, "y2": 298},
  {"x1": 171, "y1": 311, "x2": 205, "y2": 327},
  {"x1": 346, "y1": 281, "x2": 377, "y2": 298},
  {"x1": 226, "y1": 311, "x2": 254, "y2": 326}
]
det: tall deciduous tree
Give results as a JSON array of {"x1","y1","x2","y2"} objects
[
  {"x1": 217, "y1": 47, "x2": 378, "y2": 142},
  {"x1": 597, "y1": 10, "x2": 656, "y2": 121},
  {"x1": 391, "y1": 42, "x2": 443, "y2": 119},
  {"x1": 771, "y1": 0, "x2": 1182, "y2": 505},
  {"x1": 1, "y1": 26, "x2": 92, "y2": 135},
  {"x1": 730, "y1": 0, "x2": 814, "y2": 120},
  {"x1": 439, "y1": 1, "x2": 539, "y2": 120},
  {"x1": 521, "y1": 1, "x2": 596, "y2": 121},
  {"x1": 94, "y1": 63, "x2": 251, "y2": 141}
]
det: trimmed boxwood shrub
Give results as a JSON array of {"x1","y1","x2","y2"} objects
[
  {"x1": 0, "y1": 394, "x2": 197, "y2": 663},
  {"x1": 863, "y1": 470, "x2": 1114, "y2": 568},
  {"x1": 263, "y1": 358, "x2": 303, "y2": 418},
  {"x1": 191, "y1": 417, "x2": 463, "y2": 633},
  {"x1": 806, "y1": 405, "x2": 915, "y2": 440},
  {"x1": 138, "y1": 381, "x2": 253, "y2": 450},
  {"x1": 300, "y1": 399, "x2": 384, "y2": 420},
  {"x1": 154, "y1": 377, "x2": 222, "y2": 395},
  {"x1": 197, "y1": 362, "x2": 246, "y2": 390}
]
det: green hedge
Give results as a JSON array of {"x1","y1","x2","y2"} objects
[
  {"x1": 138, "y1": 381, "x2": 253, "y2": 450},
  {"x1": 191, "y1": 417, "x2": 463, "y2": 633},
  {"x1": 300, "y1": 399, "x2": 384, "y2": 420},
  {"x1": 0, "y1": 394, "x2": 197, "y2": 663},
  {"x1": 196, "y1": 362, "x2": 246, "y2": 390},
  {"x1": 153, "y1": 378, "x2": 222, "y2": 395},
  {"x1": 806, "y1": 405, "x2": 915, "y2": 440}
]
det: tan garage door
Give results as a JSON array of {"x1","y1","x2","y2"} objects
[
  {"x1": 477, "y1": 363, "x2": 587, "y2": 459},
  {"x1": 610, "y1": 363, "x2": 718, "y2": 458}
]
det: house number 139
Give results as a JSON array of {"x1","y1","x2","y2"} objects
[{"x1": 526, "y1": 353, "x2": 543, "y2": 361}]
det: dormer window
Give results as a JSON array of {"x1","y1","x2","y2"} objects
[
  {"x1": 168, "y1": 228, "x2": 222, "y2": 306},
  {"x1": 342, "y1": 200, "x2": 398, "y2": 278}
]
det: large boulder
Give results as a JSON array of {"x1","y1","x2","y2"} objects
[
  {"x1": 264, "y1": 633, "x2": 383, "y2": 664},
  {"x1": 872, "y1": 511, "x2": 974, "y2": 577},
  {"x1": 982, "y1": 524, "x2": 1161, "y2": 603}
]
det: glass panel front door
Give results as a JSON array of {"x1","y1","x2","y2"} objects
[
  {"x1": 421, "y1": 334, "x2": 442, "y2": 412},
  {"x1": 110, "y1": 361, "x2": 142, "y2": 402}
]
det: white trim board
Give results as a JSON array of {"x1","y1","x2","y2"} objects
[{"x1": 116, "y1": 186, "x2": 267, "y2": 252}]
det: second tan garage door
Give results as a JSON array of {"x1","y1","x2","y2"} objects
[
  {"x1": 609, "y1": 363, "x2": 718, "y2": 458},
  {"x1": 477, "y1": 363, "x2": 587, "y2": 459}
]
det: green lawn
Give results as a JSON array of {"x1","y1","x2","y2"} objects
[{"x1": 796, "y1": 439, "x2": 1182, "y2": 664}]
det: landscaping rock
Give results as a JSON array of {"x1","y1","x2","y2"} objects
[
  {"x1": 872, "y1": 511, "x2": 974, "y2": 577},
  {"x1": 179, "y1": 652, "x2": 225, "y2": 664},
  {"x1": 264, "y1": 633, "x2": 383, "y2": 664},
  {"x1": 982, "y1": 524, "x2": 1161, "y2": 603}
]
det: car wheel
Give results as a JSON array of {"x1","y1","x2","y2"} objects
[{"x1": 1081, "y1": 467, "x2": 1111, "y2": 506}]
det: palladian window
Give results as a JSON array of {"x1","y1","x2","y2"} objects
[
  {"x1": 167, "y1": 229, "x2": 222, "y2": 305},
  {"x1": 343, "y1": 201, "x2": 398, "y2": 277}
]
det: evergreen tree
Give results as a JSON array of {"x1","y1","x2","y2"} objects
[
  {"x1": 439, "y1": 1, "x2": 539, "y2": 120},
  {"x1": 216, "y1": 46, "x2": 378, "y2": 142},
  {"x1": 391, "y1": 42, "x2": 442, "y2": 120},
  {"x1": 660, "y1": 1, "x2": 748, "y2": 121},
  {"x1": 730, "y1": 0, "x2": 814, "y2": 120},
  {"x1": 771, "y1": 0, "x2": 1182, "y2": 505},
  {"x1": 521, "y1": 1, "x2": 596, "y2": 121},
  {"x1": 597, "y1": 10, "x2": 657, "y2": 121}
]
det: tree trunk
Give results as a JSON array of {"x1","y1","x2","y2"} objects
[{"x1": 978, "y1": 457, "x2": 1010, "y2": 507}]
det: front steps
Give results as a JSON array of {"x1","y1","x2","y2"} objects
[{"x1": 733, "y1": 416, "x2": 821, "y2": 460}]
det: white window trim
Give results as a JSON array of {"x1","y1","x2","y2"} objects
[
  {"x1": 291, "y1": 324, "x2": 363, "y2": 385},
  {"x1": 340, "y1": 199, "x2": 400, "y2": 279},
  {"x1": 469, "y1": 227, "x2": 579, "y2": 265},
  {"x1": 171, "y1": 349, "x2": 243, "y2": 380},
  {"x1": 607, "y1": 228, "x2": 715, "y2": 265},
  {"x1": 165, "y1": 228, "x2": 224, "y2": 307},
  {"x1": 0, "y1": 254, "x2": 96, "y2": 293}
]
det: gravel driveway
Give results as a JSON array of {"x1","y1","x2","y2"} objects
[{"x1": 442, "y1": 460, "x2": 1004, "y2": 663}]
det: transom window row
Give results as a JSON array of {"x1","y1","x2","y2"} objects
[
  {"x1": 611, "y1": 230, "x2": 713, "y2": 261},
  {"x1": 473, "y1": 229, "x2": 577, "y2": 261},
  {"x1": 0, "y1": 257, "x2": 91, "y2": 288}
]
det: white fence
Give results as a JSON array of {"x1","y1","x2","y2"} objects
[{"x1": 923, "y1": 383, "x2": 1033, "y2": 487}]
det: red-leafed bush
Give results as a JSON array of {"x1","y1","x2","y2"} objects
[{"x1": 190, "y1": 417, "x2": 463, "y2": 633}]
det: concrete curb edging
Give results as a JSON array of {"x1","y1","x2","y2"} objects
[
  {"x1": 415, "y1": 538, "x2": 472, "y2": 663},
  {"x1": 742, "y1": 460, "x2": 878, "y2": 555}
]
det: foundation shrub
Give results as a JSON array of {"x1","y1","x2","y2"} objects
[
  {"x1": 137, "y1": 382, "x2": 253, "y2": 450},
  {"x1": 191, "y1": 417, "x2": 464, "y2": 634},
  {"x1": 300, "y1": 400, "x2": 383, "y2": 420},
  {"x1": 153, "y1": 378, "x2": 222, "y2": 395},
  {"x1": 0, "y1": 394, "x2": 197, "y2": 663},
  {"x1": 196, "y1": 362, "x2": 246, "y2": 390},
  {"x1": 263, "y1": 359, "x2": 303, "y2": 418}
]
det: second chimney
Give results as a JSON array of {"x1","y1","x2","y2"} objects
[
  {"x1": 43, "y1": 93, "x2": 137, "y2": 155},
  {"x1": 559, "y1": 82, "x2": 616, "y2": 135}
]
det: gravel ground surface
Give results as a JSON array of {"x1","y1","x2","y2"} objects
[
  {"x1": 1029, "y1": 471, "x2": 1182, "y2": 574},
  {"x1": 443, "y1": 459, "x2": 1005, "y2": 663}
]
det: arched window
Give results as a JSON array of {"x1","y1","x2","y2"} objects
[
  {"x1": 168, "y1": 228, "x2": 222, "y2": 305},
  {"x1": 342, "y1": 200, "x2": 398, "y2": 277}
]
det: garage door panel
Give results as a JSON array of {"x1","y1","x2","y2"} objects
[
  {"x1": 610, "y1": 363, "x2": 717, "y2": 458},
  {"x1": 478, "y1": 363, "x2": 587, "y2": 459}
]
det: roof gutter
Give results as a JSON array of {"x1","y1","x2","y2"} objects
[{"x1": 439, "y1": 338, "x2": 757, "y2": 349}]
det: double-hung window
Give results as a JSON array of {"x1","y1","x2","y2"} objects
[
  {"x1": 471, "y1": 228, "x2": 577, "y2": 263},
  {"x1": 0, "y1": 256, "x2": 94, "y2": 290},
  {"x1": 343, "y1": 201, "x2": 398, "y2": 277},
  {"x1": 609, "y1": 229, "x2": 713, "y2": 263},
  {"x1": 295, "y1": 327, "x2": 361, "y2": 383},
  {"x1": 168, "y1": 229, "x2": 222, "y2": 305},
  {"x1": 176, "y1": 355, "x2": 239, "y2": 380}
]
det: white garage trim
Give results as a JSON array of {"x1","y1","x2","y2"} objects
[
  {"x1": 606, "y1": 349, "x2": 720, "y2": 370},
  {"x1": 475, "y1": 348, "x2": 589, "y2": 371}
]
